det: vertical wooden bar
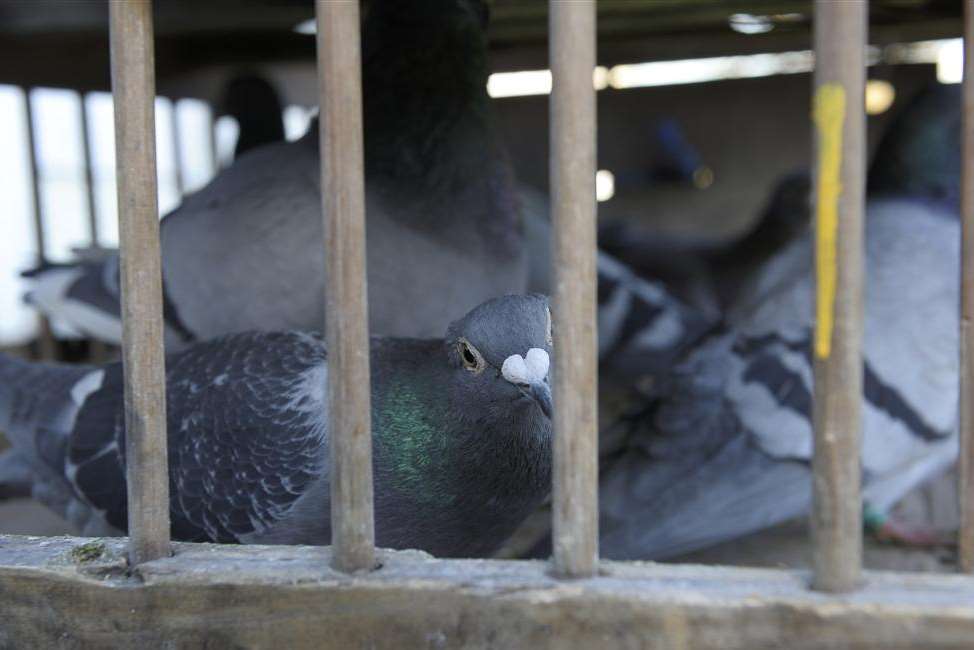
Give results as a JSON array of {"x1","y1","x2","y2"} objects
[
  {"x1": 79, "y1": 93, "x2": 100, "y2": 246},
  {"x1": 316, "y1": 0, "x2": 375, "y2": 573},
  {"x1": 549, "y1": 0, "x2": 599, "y2": 579},
  {"x1": 810, "y1": 0, "x2": 866, "y2": 593},
  {"x1": 109, "y1": 0, "x2": 172, "y2": 565},
  {"x1": 22, "y1": 89, "x2": 57, "y2": 360},
  {"x1": 959, "y1": 0, "x2": 974, "y2": 575}
]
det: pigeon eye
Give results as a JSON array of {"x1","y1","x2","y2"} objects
[{"x1": 458, "y1": 339, "x2": 484, "y2": 373}]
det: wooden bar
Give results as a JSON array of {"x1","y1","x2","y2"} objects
[
  {"x1": 315, "y1": 0, "x2": 375, "y2": 573},
  {"x1": 22, "y1": 88, "x2": 57, "y2": 361},
  {"x1": 109, "y1": 0, "x2": 172, "y2": 565},
  {"x1": 549, "y1": 0, "x2": 599, "y2": 579},
  {"x1": 78, "y1": 92, "x2": 100, "y2": 246},
  {"x1": 6, "y1": 536, "x2": 974, "y2": 650},
  {"x1": 810, "y1": 0, "x2": 866, "y2": 593},
  {"x1": 960, "y1": 0, "x2": 974, "y2": 574}
]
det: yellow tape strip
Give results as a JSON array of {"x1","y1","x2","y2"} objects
[{"x1": 812, "y1": 84, "x2": 845, "y2": 360}]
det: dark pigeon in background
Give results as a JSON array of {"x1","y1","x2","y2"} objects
[
  {"x1": 611, "y1": 118, "x2": 708, "y2": 192},
  {"x1": 0, "y1": 295, "x2": 553, "y2": 558},
  {"x1": 519, "y1": 184, "x2": 714, "y2": 386},
  {"x1": 597, "y1": 83, "x2": 962, "y2": 560},
  {"x1": 221, "y1": 72, "x2": 286, "y2": 160},
  {"x1": 597, "y1": 170, "x2": 811, "y2": 315},
  {"x1": 24, "y1": 0, "x2": 526, "y2": 348}
]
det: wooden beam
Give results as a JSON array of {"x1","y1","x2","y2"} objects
[
  {"x1": 109, "y1": 0, "x2": 172, "y2": 565},
  {"x1": 315, "y1": 0, "x2": 375, "y2": 574},
  {"x1": 959, "y1": 0, "x2": 974, "y2": 575},
  {"x1": 810, "y1": 0, "x2": 867, "y2": 593},
  {"x1": 549, "y1": 0, "x2": 599, "y2": 579},
  {"x1": 3, "y1": 536, "x2": 974, "y2": 649}
]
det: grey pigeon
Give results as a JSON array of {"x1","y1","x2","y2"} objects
[
  {"x1": 221, "y1": 72, "x2": 286, "y2": 160},
  {"x1": 519, "y1": 184, "x2": 713, "y2": 384},
  {"x1": 596, "y1": 170, "x2": 812, "y2": 315},
  {"x1": 24, "y1": 0, "x2": 525, "y2": 348},
  {"x1": 596, "y1": 84, "x2": 961, "y2": 560},
  {"x1": 0, "y1": 294, "x2": 553, "y2": 558}
]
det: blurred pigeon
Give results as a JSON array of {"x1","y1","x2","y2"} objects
[
  {"x1": 519, "y1": 184, "x2": 714, "y2": 384},
  {"x1": 221, "y1": 73, "x2": 286, "y2": 159},
  {"x1": 650, "y1": 118, "x2": 706, "y2": 185},
  {"x1": 612, "y1": 118, "x2": 708, "y2": 192},
  {"x1": 24, "y1": 0, "x2": 525, "y2": 347},
  {"x1": 597, "y1": 170, "x2": 811, "y2": 315},
  {"x1": 868, "y1": 82, "x2": 961, "y2": 204},
  {"x1": 0, "y1": 295, "x2": 553, "y2": 557},
  {"x1": 597, "y1": 83, "x2": 962, "y2": 560}
]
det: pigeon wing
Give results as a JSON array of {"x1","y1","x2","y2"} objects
[{"x1": 68, "y1": 330, "x2": 330, "y2": 543}]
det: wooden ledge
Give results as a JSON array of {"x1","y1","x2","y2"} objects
[{"x1": 1, "y1": 534, "x2": 973, "y2": 649}]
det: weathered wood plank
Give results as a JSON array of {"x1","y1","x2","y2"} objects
[
  {"x1": 549, "y1": 0, "x2": 599, "y2": 579},
  {"x1": 810, "y1": 0, "x2": 866, "y2": 593},
  {"x1": 1, "y1": 535, "x2": 973, "y2": 649},
  {"x1": 315, "y1": 0, "x2": 375, "y2": 573},
  {"x1": 109, "y1": 0, "x2": 172, "y2": 565}
]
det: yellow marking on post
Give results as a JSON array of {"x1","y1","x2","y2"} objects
[{"x1": 813, "y1": 84, "x2": 846, "y2": 359}]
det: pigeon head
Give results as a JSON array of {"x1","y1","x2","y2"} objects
[
  {"x1": 868, "y1": 83, "x2": 961, "y2": 205},
  {"x1": 445, "y1": 294, "x2": 553, "y2": 421}
]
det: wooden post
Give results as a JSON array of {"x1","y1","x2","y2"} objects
[
  {"x1": 810, "y1": 0, "x2": 866, "y2": 593},
  {"x1": 22, "y1": 89, "x2": 57, "y2": 361},
  {"x1": 109, "y1": 0, "x2": 172, "y2": 565},
  {"x1": 959, "y1": 0, "x2": 974, "y2": 575},
  {"x1": 316, "y1": 0, "x2": 375, "y2": 573},
  {"x1": 549, "y1": 0, "x2": 599, "y2": 579}
]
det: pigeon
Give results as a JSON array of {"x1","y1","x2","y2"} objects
[
  {"x1": 519, "y1": 184, "x2": 714, "y2": 384},
  {"x1": 0, "y1": 294, "x2": 553, "y2": 558},
  {"x1": 596, "y1": 170, "x2": 811, "y2": 315},
  {"x1": 609, "y1": 118, "x2": 709, "y2": 193},
  {"x1": 221, "y1": 73, "x2": 286, "y2": 160},
  {"x1": 596, "y1": 83, "x2": 962, "y2": 560},
  {"x1": 24, "y1": 0, "x2": 525, "y2": 348}
]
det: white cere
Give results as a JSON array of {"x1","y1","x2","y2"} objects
[{"x1": 502, "y1": 348, "x2": 550, "y2": 385}]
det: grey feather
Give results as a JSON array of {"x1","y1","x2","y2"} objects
[
  {"x1": 520, "y1": 183, "x2": 713, "y2": 381},
  {"x1": 598, "y1": 83, "x2": 963, "y2": 559},
  {"x1": 23, "y1": 0, "x2": 525, "y2": 347}
]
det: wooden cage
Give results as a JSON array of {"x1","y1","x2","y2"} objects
[{"x1": 2, "y1": 1, "x2": 974, "y2": 648}]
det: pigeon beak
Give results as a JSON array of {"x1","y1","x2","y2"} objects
[{"x1": 529, "y1": 380, "x2": 553, "y2": 420}]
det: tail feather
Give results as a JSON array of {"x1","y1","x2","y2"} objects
[
  {"x1": 595, "y1": 252, "x2": 715, "y2": 382},
  {"x1": 23, "y1": 259, "x2": 124, "y2": 344},
  {"x1": 598, "y1": 330, "x2": 811, "y2": 560}
]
